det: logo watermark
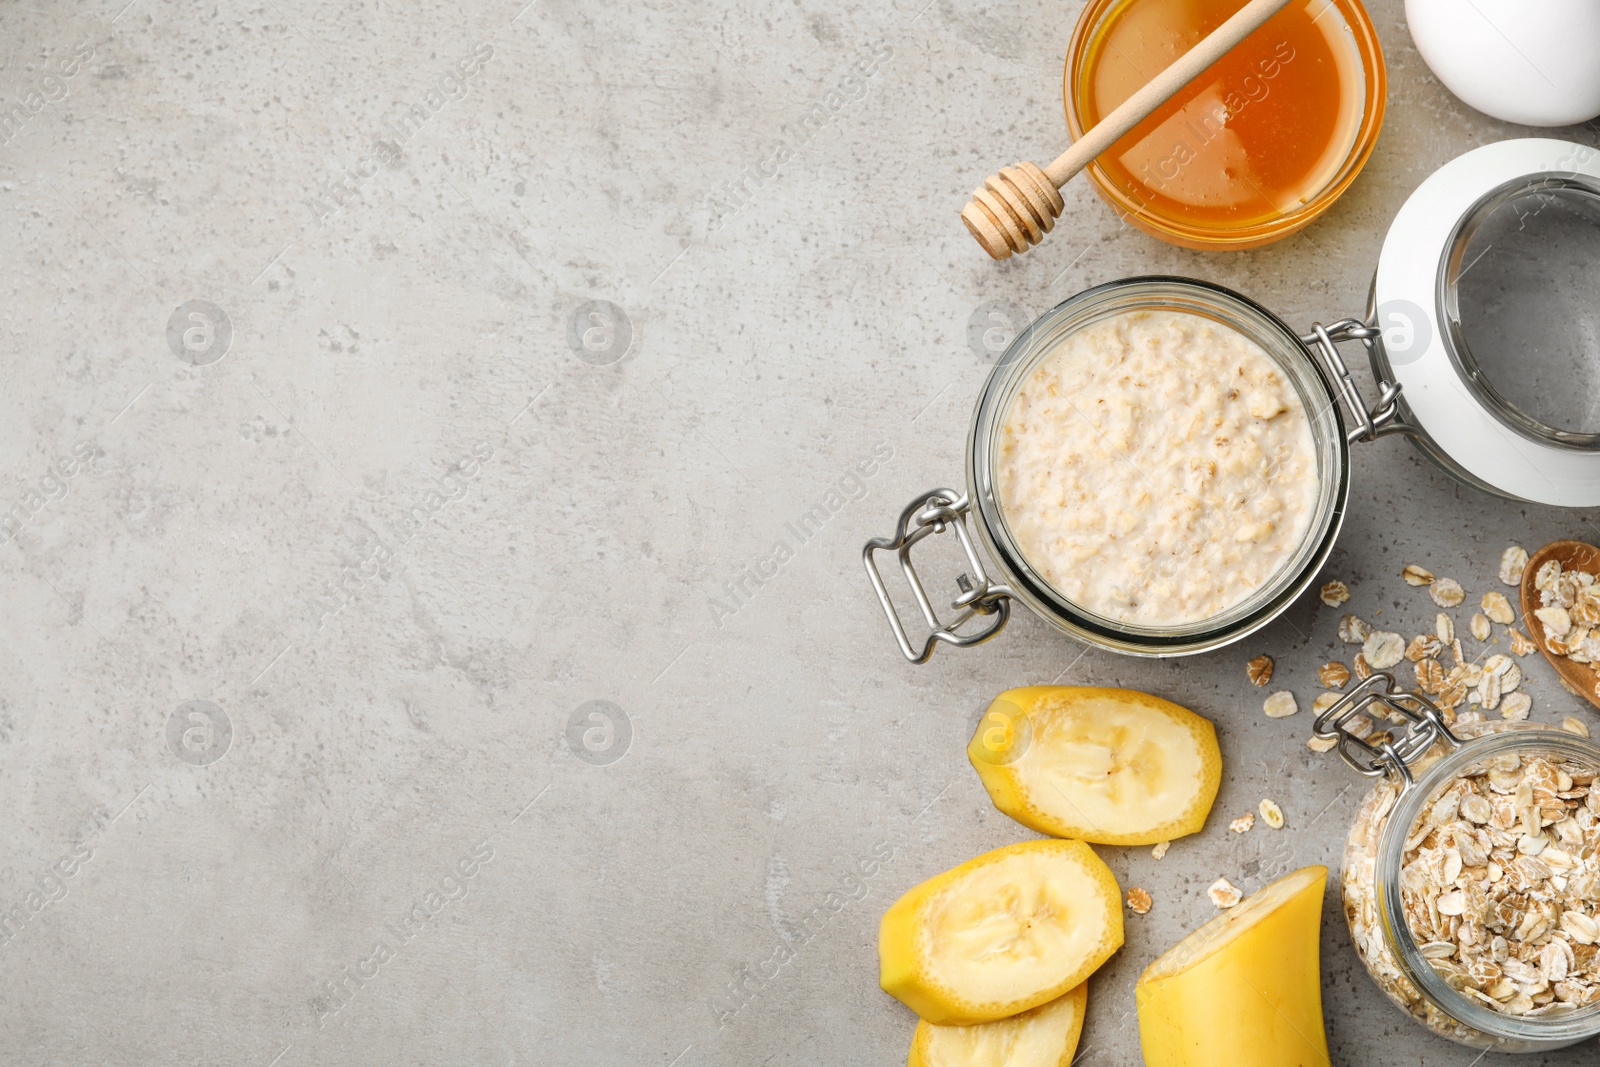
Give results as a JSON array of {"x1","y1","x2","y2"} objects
[
  {"x1": 166, "y1": 299, "x2": 232, "y2": 366},
  {"x1": 165, "y1": 700, "x2": 232, "y2": 766},
  {"x1": 967, "y1": 300, "x2": 1035, "y2": 365},
  {"x1": 310, "y1": 840, "x2": 495, "y2": 1028},
  {"x1": 1373, "y1": 298, "x2": 1432, "y2": 368},
  {"x1": 706, "y1": 442, "x2": 893, "y2": 629},
  {"x1": 565, "y1": 700, "x2": 631, "y2": 766},
  {"x1": 567, "y1": 300, "x2": 633, "y2": 366},
  {"x1": 305, "y1": 43, "x2": 494, "y2": 227},
  {"x1": 0, "y1": 37, "x2": 93, "y2": 148},
  {"x1": 0, "y1": 441, "x2": 98, "y2": 549}
]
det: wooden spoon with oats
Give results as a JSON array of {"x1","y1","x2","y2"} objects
[{"x1": 1519, "y1": 539, "x2": 1600, "y2": 713}]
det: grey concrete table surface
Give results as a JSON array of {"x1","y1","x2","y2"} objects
[{"x1": 2, "y1": 0, "x2": 1599, "y2": 1064}]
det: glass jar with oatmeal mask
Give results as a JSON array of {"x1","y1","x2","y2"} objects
[
  {"x1": 864, "y1": 139, "x2": 1600, "y2": 663},
  {"x1": 866, "y1": 275, "x2": 1364, "y2": 660},
  {"x1": 1315, "y1": 675, "x2": 1600, "y2": 1051}
]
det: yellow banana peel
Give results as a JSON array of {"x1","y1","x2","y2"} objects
[{"x1": 1137, "y1": 865, "x2": 1331, "y2": 1067}]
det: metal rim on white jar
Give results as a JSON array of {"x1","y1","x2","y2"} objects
[
  {"x1": 1315, "y1": 675, "x2": 1600, "y2": 1051},
  {"x1": 863, "y1": 276, "x2": 1404, "y2": 662}
]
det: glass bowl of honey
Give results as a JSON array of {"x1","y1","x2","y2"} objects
[{"x1": 1065, "y1": 0, "x2": 1386, "y2": 250}]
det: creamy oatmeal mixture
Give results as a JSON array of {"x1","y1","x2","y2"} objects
[{"x1": 996, "y1": 309, "x2": 1318, "y2": 626}]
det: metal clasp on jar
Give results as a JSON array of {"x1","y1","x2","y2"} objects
[
  {"x1": 1312, "y1": 672, "x2": 1465, "y2": 788},
  {"x1": 1300, "y1": 318, "x2": 1409, "y2": 443},
  {"x1": 861, "y1": 489, "x2": 1014, "y2": 664}
]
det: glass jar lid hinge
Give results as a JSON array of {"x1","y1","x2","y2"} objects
[
  {"x1": 1312, "y1": 672, "x2": 1465, "y2": 787},
  {"x1": 1301, "y1": 319, "x2": 1408, "y2": 444},
  {"x1": 862, "y1": 489, "x2": 1013, "y2": 664}
]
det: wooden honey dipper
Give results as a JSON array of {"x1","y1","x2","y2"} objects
[{"x1": 961, "y1": 0, "x2": 1294, "y2": 259}]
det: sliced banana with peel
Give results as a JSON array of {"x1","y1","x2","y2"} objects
[
  {"x1": 968, "y1": 686, "x2": 1222, "y2": 845},
  {"x1": 879, "y1": 839, "x2": 1123, "y2": 1025},
  {"x1": 910, "y1": 983, "x2": 1087, "y2": 1067},
  {"x1": 1137, "y1": 865, "x2": 1331, "y2": 1067}
]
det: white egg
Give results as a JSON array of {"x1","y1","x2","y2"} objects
[{"x1": 1407, "y1": 0, "x2": 1600, "y2": 126}]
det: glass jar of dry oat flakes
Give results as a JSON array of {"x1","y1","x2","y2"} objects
[{"x1": 1316, "y1": 673, "x2": 1600, "y2": 1051}]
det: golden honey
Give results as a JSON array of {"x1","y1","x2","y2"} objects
[{"x1": 1066, "y1": 0, "x2": 1385, "y2": 249}]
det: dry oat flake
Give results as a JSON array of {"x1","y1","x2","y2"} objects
[
  {"x1": 1500, "y1": 545, "x2": 1530, "y2": 586},
  {"x1": 1534, "y1": 560, "x2": 1600, "y2": 664},
  {"x1": 1321, "y1": 580, "x2": 1351, "y2": 607},
  {"x1": 1340, "y1": 614, "x2": 1372, "y2": 644},
  {"x1": 1208, "y1": 878, "x2": 1243, "y2": 909},
  {"x1": 1126, "y1": 887, "x2": 1153, "y2": 915},
  {"x1": 1483, "y1": 591, "x2": 1515, "y2": 625},
  {"x1": 1405, "y1": 634, "x2": 1443, "y2": 662},
  {"x1": 1230, "y1": 812, "x2": 1256, "y2": 834},
  {"x1": 1430, "y1": 577, "x2": 1467, "y2": 608},
  {"x1": 1259, "y1": 798, "x2": 1286, "y2": 829},
  {"x1": 1247, "y1": 654, "x2": 1274, "y2": 687},
  {"x1": 1403, "y1": 565, "x2": 1436, "y2": 586},
  {"x1": 1319, "y1": 661, "x2": 1352, "y2": 689},
  {"x1": 1263, "y1": 691, "x2": 1299, "y2": 719},
  {"x1": 1364, "y1": 631, "x2": 1406, "y2": 670}
]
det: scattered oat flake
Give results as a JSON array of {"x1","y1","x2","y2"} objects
[
  {"x1": 1470, "y1": 613, "x2": 1492, "y2": 641},
  {"x1": 1208, "y1": 878, "x2": 1243, "y2": 909},
  {"x1": 1562, "y1": 716, "x2": 1590, "y2": 738},
  {"x1": 1402, "y1": 565, "x2": 1435, "y2": 586},
  {"x1": 1230, "y1": 812, "x2": 1255, "y2": 834},
  {"x1": 1126, "y1": 887, "x2": 1152, "y2": 915},
  {"x1": 1320, "y1": 580, "x2": 1351, "y2": 607},
  {"x1": 1263, "y1": 691, "x2": 1299, "y2": 718},
  {"x1": 1404, "y1": 634, "x2": 1441, "y2": 662},
  {"x1": 1307, "y1": 734, "x2": 1337, "y2": 752},
  {"x1": 1339, "y1": 614, "x2": 1371, "y2": 644},
  {"x1": 1499, "y1": 692, "x2": 1531, "y2": 721},
  {"x1": 1151, "y1": 841, "x2": 1170, "y2": 860},
  {"x1": 1247, "y1": 654, "x2": 1274, "y2": 687},
  {"x1": 1435, "y1": 613, "x2": 1454, "y2": 644},
  {"x1": 1353, "y1": 653, "x2": 1372, "y2": 680},
  {"x1": 1363, "y1": 631, "x2": 1405, "y2": 670},
  {"x1": 1499, "y1": 545, "x2": 1529, "y2": 586},
  {"x1": 1430, "y1": 577, "x2": 1466, "y2": 607},
  {"x1": 1317, "y1": 662, "x2": 1351, "y2": 689},
  {"x1": 1415, "y1": 658, "x2": 1444, "y2": 695},
  {"x1": 1509, "y1": 628, "x2": 1535, "y2": 656},
  {"x1": 1259, "y1": 799, "x2": 1285, "y2": 829},
  {"x1": 1311, "y1": 691, "x2": 1342, "y2": 715},
  {"x1": 1482, "y1": 591, "x2": 1515, "y2": 625}
]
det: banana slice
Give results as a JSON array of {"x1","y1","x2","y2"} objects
[
  {"x1": 1137, "y1": 866, "x2": 1329, "y2": 1067},
  {"x1": 968, "y1": 686, "x2": 1222, "y2": 845},
  {"x1": 879, "y1": 839, "x2": 1122, "y2": 1024},
  {"x1": 909, "y1": 983, "x2": 1087, "y2": 1067}
]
